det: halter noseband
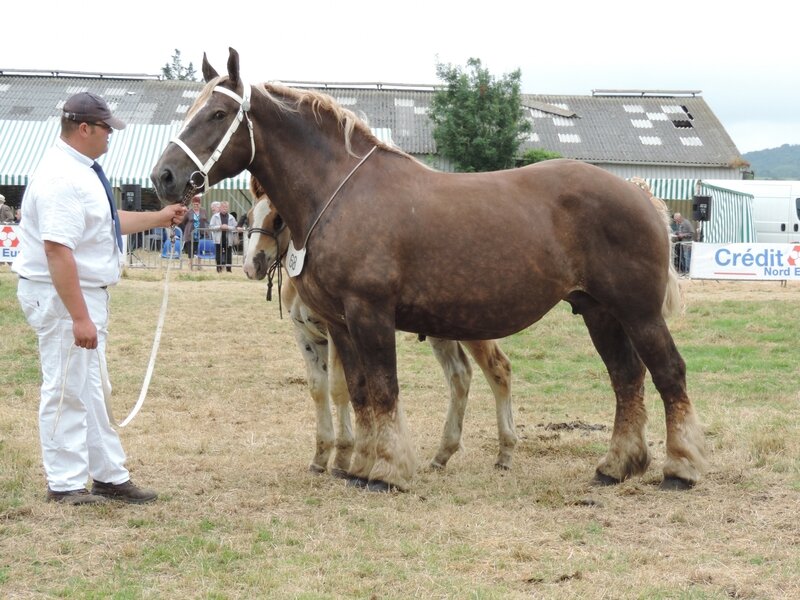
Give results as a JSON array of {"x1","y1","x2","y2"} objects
[{"x1": 170, "y1": 81, "x2": 256, "y2": 196}]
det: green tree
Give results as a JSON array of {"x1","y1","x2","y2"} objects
[
  {"x1": 518, "y1": 148, "x2": 562, "y2": 166},
  {"x1": 161, "y1": 49, "x2": 197, "y2": 81},
  {"x1": 429, "y1": 58, "x2": 531, "y2": 172}
]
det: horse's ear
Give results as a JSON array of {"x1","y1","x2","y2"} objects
[
  {"x1": 202, "y1": 53, "x2": 218, "y2": 83},
  {"x1": 226, "y1": 47, "x2": 240, "y2": 87}
]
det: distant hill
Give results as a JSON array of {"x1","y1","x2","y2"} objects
[{"x1": 742, "y1": 144, "x2": 800, "y2": 179}]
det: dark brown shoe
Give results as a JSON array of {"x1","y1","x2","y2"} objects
[
  {"x1": 92, "y1": 479, "x2": 158, "y2": 504},
  {"x1": 47, "y1": 487, "x2": 108, "y2": 505}
]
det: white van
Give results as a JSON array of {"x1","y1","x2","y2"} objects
[{"x1": 704, "y1": 180, "x2": 800, "y2": 243}]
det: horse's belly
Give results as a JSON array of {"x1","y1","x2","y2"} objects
[{"x1": 395, "y1": 297, "x2": 557, "y2": 340}]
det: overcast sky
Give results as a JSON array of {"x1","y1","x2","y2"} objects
[{"x1": 3, "y1": 0, "x2": 798, "y2": 154}]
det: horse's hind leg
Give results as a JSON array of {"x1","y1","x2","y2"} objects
[
  {"x1": 463, "y1": 340, "x2": 517, "y2": 470},
  {"x1": 581, "y1": 308, "x2": 651, "y2": 484},
  {"x1": 427, "y1": 338, "x2": 473, "y2": 469},
  {"x1": 624, "y1": 316, "x2": 708, "y2": 489},
  {"x1": 327, "y1": 336, "x2": 354, "y2": 477}
]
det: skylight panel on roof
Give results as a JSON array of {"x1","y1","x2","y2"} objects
[
  {"x1": 660, "y1": 105, "x2": 684, "y2": 114},
  {"x1": 680, "y1": 137, "x2": 702, "y2": 146},
  {"x1": 639, "y1": 136, "x2": 662, "y2": 145},
  {"x1": 0, "y1": 84, "x2": 9, "y2": 93},
  {"x1": 558, "y1": 133, "x2": 580, "y2": 143},
  {"x1": 182, "y1": 90, "x2": 200, "y2": 98},
  {"x1": 631, "y1": 120, "x2": 653, "y2": 129},
  {"x1": 414, "y1": 107, "x2": 428, "y2": 115},
  {"x1": 335, "y1": 97, "x2": 357, "y2": 106},
  {"x1": 623, "y1": 105, "x2": 645, "y2": 113},
  {"x1": 176, "y1": 105, "x2": 189, "y2": 114},
  {"x1": 525, "y1": 132, "x2": 540, "y2": 142},
  {"x1": 394, "y1": 98, "x2": 413, "y2": 107},
  {"x1": 552, "y1": 116, "x2": 574, "y2": 127}
]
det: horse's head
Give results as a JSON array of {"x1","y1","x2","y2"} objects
[
  {"x1": 151, "y1": 47, "x2": 255, "y2": 205},
  {"x1": 243, "y1": 175, "x2": 290, "y2": 280}
]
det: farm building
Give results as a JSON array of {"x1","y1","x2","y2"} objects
[{"x1": 0, "y1": 69, "x2": 748, "y2": 220}]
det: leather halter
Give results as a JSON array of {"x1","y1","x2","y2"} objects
[{"x1": 170, "y1": 81, "x2": 256, "y2": 194}]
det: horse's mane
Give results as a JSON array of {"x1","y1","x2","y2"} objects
[
  {"x1": 255, "y1": 82, "x2": 412, "y2": 160},
  {"x1": 187, "y1": 77, "x2": 425, "y2": 166}
]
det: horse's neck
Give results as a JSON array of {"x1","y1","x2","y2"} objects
[{"x1": 251, "y1": 99, "x2": 374, "y2": 245}]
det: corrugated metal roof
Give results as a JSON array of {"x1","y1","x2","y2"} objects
[{"x1": 0, "y1": 73, "x2": 744, "y2": 188}]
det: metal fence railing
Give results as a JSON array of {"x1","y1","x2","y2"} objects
[
  {"x1": 672, "y1": 241, "x2": 692, "y2": 275},
  {"x1": 125, "y1": 226, "x2": 249, "y2": 271}
]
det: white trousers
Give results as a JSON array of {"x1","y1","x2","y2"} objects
[{"x1": 17, "y1": 279, "x2": 129, "y2": 492}]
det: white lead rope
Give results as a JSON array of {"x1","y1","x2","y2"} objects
[{"x1": 51, "y1": 244, "x2": 175, "y2": 437}]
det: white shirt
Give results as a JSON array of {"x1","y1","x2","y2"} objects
[{"x1": 12, "y1": 139, "x2": 121, "y2": 287}]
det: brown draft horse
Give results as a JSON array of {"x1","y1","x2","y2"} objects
[
  {"x1": 152, "y1": 48, "x2": 707, "y2": 492},
  {"x1": 243, "y1": 176, "x2": 518, "y2": 474}
]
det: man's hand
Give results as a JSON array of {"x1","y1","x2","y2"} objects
[{"x1": 163, "y1": 204, "x2": 188, "y2": 227}]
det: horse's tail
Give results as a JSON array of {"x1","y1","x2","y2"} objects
[{"x1": 646, "y1": 194, "x2": 685, "y2": 319}]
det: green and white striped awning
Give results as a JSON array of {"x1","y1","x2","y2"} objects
[
  {"x1": 697, "y1": 182, "x2": 756, "y2": 244},
  {"x1": 643, "y1": 178, "x2": 698, "y2": 201},
  {"x1": 635, "y1": 178, "x2": 756, "y2": 243},
  {"x1": 0, "y1": 119, "x2": 251, "y2": 190}
]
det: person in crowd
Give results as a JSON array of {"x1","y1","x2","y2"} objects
[
  {"x1": 209, "y1": 201, "x2": 220, "y2": 221},
  {"x1": 12, "y1": 92, "x2": 187, "y2": 505},
  {"x1": 0, "y1": 194, "x2": 14, "y2": 222},
  {"x1": 672, "y1": 212, "x2": 695, "y2": 273},
  {"x1": 181, "y1": 194, "x2": 208, "y2": 258},
  {"x1": 208, "y1": 201, "x2": 237, "y2": 272},
  {"x1": 14, "y1": 207, "x2": 22, "y2": 223}
]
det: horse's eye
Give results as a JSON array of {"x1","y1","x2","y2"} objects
[
  {"x1": 212, "y1": 110, "x2": 226, "y2": 120},
  {"x1": 274, "y1": 215, "x2": 284, "y2": 231}
]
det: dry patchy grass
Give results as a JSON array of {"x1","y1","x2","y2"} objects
[{"x1": 1, "y1": 267, "x2": 799, "y2": 599}]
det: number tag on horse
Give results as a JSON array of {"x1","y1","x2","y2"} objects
[{"x1": 286, "y1": 239, "x2": 306, "y2": 277}]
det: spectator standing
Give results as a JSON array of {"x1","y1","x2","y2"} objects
[
  {"x1": 181, "y1": 194, "x2": 208, "y2": 258},
  {"x1": 0, "y1": 194, "x2": 13, "y2": 222},
  {"x1": 208, "y1": 201, "x2": 237, "y2": 272},
  {"x1": 672, "y1": 212, "x2": 695, "y2": 274},
  {"x1": 11, "y1": 92, "x2": 187, "y2": 505}
]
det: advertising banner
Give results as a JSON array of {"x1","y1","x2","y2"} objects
[
  {"x1": 690, "y1": 243, "x2": 800, "y2": 280},
  {"x1": 0, "y1": 224, "x2": 20, "y2": 263}
]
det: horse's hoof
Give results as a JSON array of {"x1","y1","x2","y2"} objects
[
  {"x1": 591, "y1": 471, "x2": 621, "y2": 486},
  {"x1": 428, "y1": 461, "x2": 446, "y2": 471},
  {"x1": 659, "y1": 476, "x2": 695, "y2": 491},
  {"x1": 494, "y1": 462, "x2": 511, "y2": 471},
  {"x1": 308, "y1": 464, "x2": 327, "y2": 475},
  {"x1": 344, "y1": 475, "x2": 369, "y2": 488},
  {"x1": 330, "y1": 468, "x2": 350, "y2": 480},
  {"x1": 366, "y1": 480, "x2": 402, "y2": 493}
]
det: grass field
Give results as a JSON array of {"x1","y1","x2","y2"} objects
[{"x1": 1, "y1": 266, "x2": 798, "y2": 599}]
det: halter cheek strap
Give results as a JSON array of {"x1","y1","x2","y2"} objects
[{"x1": 170, "y1": 81, "x2": 256, "y2": 193}]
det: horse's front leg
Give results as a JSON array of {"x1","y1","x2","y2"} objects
[
  {"x1": 291, "y1": 321, "x2": 335, "y2": 474},
  {"x1": 328, "y1": 308, "x2": 417, "y2": 492},
  {"x1": 427, "y1": 338, "x2": 472, "y2": 469},
  {"x1": 327, "y1": 334, "x2": 354, "y2": 477}
]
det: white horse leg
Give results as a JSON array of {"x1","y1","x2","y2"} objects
[
  {"x1": 463, "y1": 340, "x2": 517, "y2": 470},
  {"x1": 327, "y1": 335, "x2": 354, "y2": 477},
  {"x1": 291, "y1": 322, "x2": 335, "y2": 474},
  {"x1": 427, "y1": 338, "x2": 472, "y2": 469}
]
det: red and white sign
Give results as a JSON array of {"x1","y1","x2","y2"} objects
[{"x1": 0, "y1": 225, "x2": 20, "y2": 263}]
